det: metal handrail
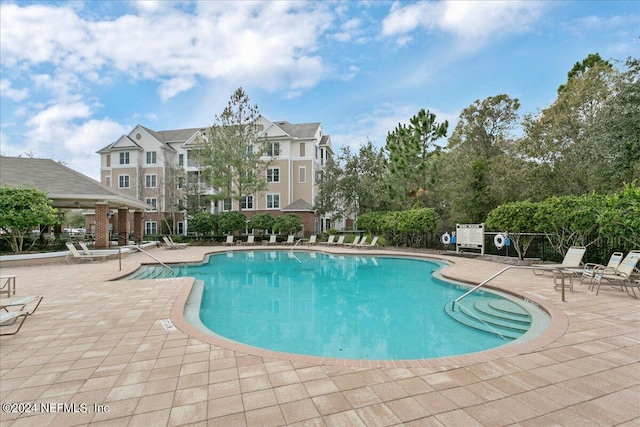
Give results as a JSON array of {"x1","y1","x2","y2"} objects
[
  {"x1": 290, "y1": 238, "x2": 303, "y2": 251},
  {"x1": 451, "y1": 265, "x2": 564, "y2": 311},
  {"x1": 121, "y1": 245, "x2": 174, "y2": 273}
]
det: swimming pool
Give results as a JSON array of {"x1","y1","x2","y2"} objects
[{"x1": 131, "y1": 250, "x2": 550, "y2": 360}]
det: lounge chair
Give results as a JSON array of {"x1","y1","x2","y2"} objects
[
  {"x1": 592, "y1": 250, "x2": 640, "y2": 298},
  {"x1": 239, "y1": 235, "x2": 256, "y2": 246},
  {"x1": 1, "y1": 295, "x2": 43, "y2": 315},
  {"x1": 163, "y1": 236, "x2": 188, "y2": 249},
  {"x1": 320, "y1": 235, "x2": 335, "y2": 246},
  {"x1": 532, "y1": 246, "x2": 587, "y2": 291},
  {"x1": 333, "y1": 235, "x2": 346, "y2": 246},
  {"x1": 168, "y1": 236, "x2": 188, "y2": 248},
  {"x1": 0, "y1": 311, "x2": 29, "y2": 335},
  {"x1": 564, "y1": 252, "x2": 624, "y2": 288},
  {"x1": 65, "y1": 242, "x2": 108, "y2": 263},
  {"x1": 344, "y1": 236, "x2": 361, "y2": 246},
  {"x1": 222, "y1": 235, "x2": 235, "y2": 246},
  {"x1": 305, "y1": 235, "x2": 317, "y2": 245},
  {"x1": 262, "y1": 235, "x2": 277, "y2": 245},
  {"x1": 78, "y1": 241, "x2": 94, "y2": 255},
  {"x1": 357, "y1": 236, "x2": 379, "y2": 248},
  {"x1": 281, "y1": 235, "x2": 295, "y2": 245}
]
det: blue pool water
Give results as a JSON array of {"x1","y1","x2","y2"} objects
[{"x1": 155, "y1": 251, "x2": 538, "y2": 360}]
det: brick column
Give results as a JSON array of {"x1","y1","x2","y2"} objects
[
  {"x1": 95, "y1": 202, "x2": 109, "y2": 249},
  {"x1": 118, "y1": 207, "x2": 128, "y2": 246},
  {"x1": 133, "y1": 211, "x2": 143, "y2": 244}
]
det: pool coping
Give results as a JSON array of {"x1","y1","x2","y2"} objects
[{"x1": 169, "y1": 248, "x2": 569, "y2": 369}]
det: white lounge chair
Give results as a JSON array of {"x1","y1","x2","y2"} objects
[
  {"x1": 0, "y1": 295, "x2": 43, "y2": 315},
  {"x1": 532, "y1": 246, "x2": 587, "y2": 291},
  {"x1": 65, "y1": 242, "x2": 108, "y2": 263},
  {"x1": 564, "y1": 252, "x2": 624, "y2": 288},
  {"x1": 163, "y1": 236, "x2": 188, "y2": 249},
  {"x1": 305, "y1": 235, "x2": 317, "y2": 245},
  {"x1": 344, "y1": 236, "x2": 361, "y2": 246},
  {"x1": 334, "y1": 235, "x2": 346, "y2": 245},
  {"x1": 593, "y1": 251, "x2": 640, "y2": 298},
  {"x1": 320, "y1": 235, "x2": 335, "y2": 246},
  {"x1": 281, "y1": 235, "x2": 295, "y2": 245},
  {"x1": 262, "y1": 235, "x2": 277, "y2": 245},
  {"x1": 0, "y1": 311, "x2": 29, "y2": 335},
  {"x1": 240, "y1": 235, "x2": 256, "y2": 246},
  {"x1": 223, "y1": 235, "x2": 235, "y2": 246},
  {"x1": 357, "y1": 236, "x2": 379, "y2": 248}
]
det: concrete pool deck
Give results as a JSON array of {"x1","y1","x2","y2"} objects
[{"x1": 0, "y1": 246, "x2": 638, "y2": 426}]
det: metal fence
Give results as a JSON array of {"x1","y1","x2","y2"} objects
[{"x1": 426, "y1": 231, "x2": 634, "y2": 265}]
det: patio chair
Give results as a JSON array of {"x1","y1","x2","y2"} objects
[
  {"x1": 319, "y1": 235, "x2": 335, "y2": 246},
  {"x1": 532, "y1": 246, "x2": 587, "y2": 291},
  {"x1": 65, "y1": 242, "x2": 108, "y2": 263},
  {"x1": 357, "y1": 236, "x2": 379, "y2": 248},
  {"x1": 167, "y1": 236, "x2": 188, "y2": 249},
  {"x1": 564, "y1": 252, "x2": 624, "y2": 288},
  {"x1": 1, "y1": 295, "x2": 43, "y2": 315},
  {"x1": 0, "y1": 311, "x2": 29, "y2": 336},
  {"x1": 592, "y1": 250, "x2": 640, "y2": 298},
  {"x1": 239, "y1": 235, "x2": 256, "y2": 246},
  {"x1": 281, "y1": 235, "x2": 295, "y2": 245},
  {"x1": 333, "y1": 235, "x2": 346, "y2": 246},
  {"x1": 344, "y1": 236, "x2": 361, "y2": 246},
  {"x1": 78, "y1": 241, "x2": 95, "y2": 255},
  {"x1": 305, "y1": 235, "x2": 317, "y2": 245},
  {"x1": 222, "y1": 235, "x2": 235, "y2": 246},
  {"x1": 262, "y1": 235, "x2": 277, "y2": 245}
]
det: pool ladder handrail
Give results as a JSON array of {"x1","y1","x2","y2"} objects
[
  {"x1": 451, "y1": 265, "x2": 561, "y2": 312},
  {"x1": 290, "y1": 238, "x2": 303, "y2": 251},
  {"x1": 123, "y1": 244, "x2": 174, "y2": 273}
]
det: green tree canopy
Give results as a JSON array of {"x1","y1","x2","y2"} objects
[
  {"x1": 248, "y1": 213, "x2": 274, "y2": 235},
  {"x1": 273, "y1": 214, "x2": 303, "y2": 235},
  {"x1": 195, "y1": 88, "x2": 271, "y2": 208},
  {"x1": 219, "y1": 211, "x2": 247, "y2": 234},
  {"x1": 188, "y1": 212, "x2": 219, "y2": 235},
  {"x1": 0, "y1": 186, "x2": 60, "y2": 252}
]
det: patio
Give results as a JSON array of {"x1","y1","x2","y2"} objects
[{"x1": 0, "y1": 246, "x2": 638, "y2": 426}]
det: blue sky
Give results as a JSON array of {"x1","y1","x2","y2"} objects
[{"x1": 1, "y1": 1, "x2": 638, "y2": 180}]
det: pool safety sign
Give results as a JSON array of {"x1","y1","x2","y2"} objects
[
  {"x1": 456, "y1": 223, "x2": 485, "y2": 255},
  {"x1": 160, "y1": 318, "x2": 177, "y2": 331}
]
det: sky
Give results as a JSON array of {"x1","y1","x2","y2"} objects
[{"x1": 1, "y1": 0, "x2": 638, "y2": 181}]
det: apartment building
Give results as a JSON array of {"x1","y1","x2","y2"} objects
[{"x1": 94, "y1": 117, "x2": 333, "y2": 237}]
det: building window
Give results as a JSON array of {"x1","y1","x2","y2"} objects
[
  {"x1": 177, "y1": 221, "x2": 184, "y2": 234},
  {"x1": 118, "y1": 175, "x2": 130, "y2": 188},
  {"x1": 266, "y1": 194, "x2": 280, "y2": 209},
  {"x1": 105, "y1": 176, "x2": 111, "y2": 187},
  {"x1": 267, "y1": 167, "x2": 280, "y2": 183},
  {"x1": 178, "y1": 153, "x2": 184, "y2": 166},
  {"x1": 146, "y1": 151, "x2": 157, "y2": 165},
  {"x1": 119, "y1": 152, "x2": 130, "y2": 165},
  {"x1": 300, "y1": 142, "x2": 305, "y2": 157},
  {"x1": 241, "y1": 195, "x2": 254, "y2": 210},
  {"x1": 145, "y1": 221, "x2": 157, "y2": 235},
  {"x1": 299, "y1": 166, "x2": 306, "y2": 183},
  {"x1": 244, "y1": 144, "x2": 254, "y2": 156},
  {"x1": 106, "y1": 154, "x2": 111, "y2": 167},
  {"x1": 223, "y1": 198, "x2": 232, "y2": 211},
  {"x1": 145, "y1": 198, "x2": 157, "y2": 211},
  {"x1": 177, "y1": 177, "x2": 184, "y2": 189},
  {"x1": 266, "y1": 141, "x2": 280, "y2": 157},
  {"x1": 145, "y1": 174, "x2": 157, "y2": 188}
]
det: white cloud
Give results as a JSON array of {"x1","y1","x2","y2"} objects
[
  {"x1": 0, "y1": 79, "x2": 28, "y2": 102},
  {"x1": 382, "y1": 0, "x2": 544, "y2": 50},
  {"x1": 0, "y1": 2, "x2": 334, "y2": 100}
]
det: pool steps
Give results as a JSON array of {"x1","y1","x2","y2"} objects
[
  {"x1": 444, "y1": 296, "x2": 532, "y2": 340},
  {"x1": 126, "y1": 265, "x2": 179, "y2": 280}
]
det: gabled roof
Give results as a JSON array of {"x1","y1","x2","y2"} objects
[
  {"x1": 0, "y1": 156, "x2": 151, "y2": 210},
  {"x1": 273, "y1": 121, "x2": 321, "y2": 139},
  {"x1": 282, "y1": 199, "x2": 314, "y2": 212}
]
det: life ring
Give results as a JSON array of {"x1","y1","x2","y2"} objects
[
  {"x1": 441, "y1": 232, "x2": 451, "y2": 245},
  {"x1": 494, "y1": 233, "x2": 506, "y2": 249}
]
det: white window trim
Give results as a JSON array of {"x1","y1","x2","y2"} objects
[
  {"x1": 144, "y1": 221, "x2": 158, "y2": 235},
  {"x1": 119, "y1": 152, "x2": 130, "y2": 165},
  {"x1": 241, "y1": 195, "x2": 254, "y2": 210},
  {"x1": 267, "y1": 167, "x2": 280, "y2": 183},
  {"x1": 118, "y1": 174, "x2": 130, "y2": 189},
  {"x1": 145, "y1": 174, "x2": 157, "y2": 188},
  {"x1": 145, "y1": 197, "x2": 158, "y2": 211},
  {"x1": 146, "y1": 151, "x2": 157, "y2": 165},
  {"x1": 299, "y1": 166, "x2": 306, "y2": 183},
  {"x1": 266, "y1": 193, "x2": 280, "y2": 209}
]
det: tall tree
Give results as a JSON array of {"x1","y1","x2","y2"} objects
[
  {"x1": 518, "y1": 56, "x2": 615, "y2": 196},
  {"x1": 558, "y1": 53, "x2": 612, "y2": 93},
  {"x1": 384, "y1": 109, "x2": 448, "y2": 208},
  {"x1": 194, "y1": 88, "x2": 271, "y2": 209},
  {"x1": 445, "y1": 94, "x2": 521, "y2": 223}
]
